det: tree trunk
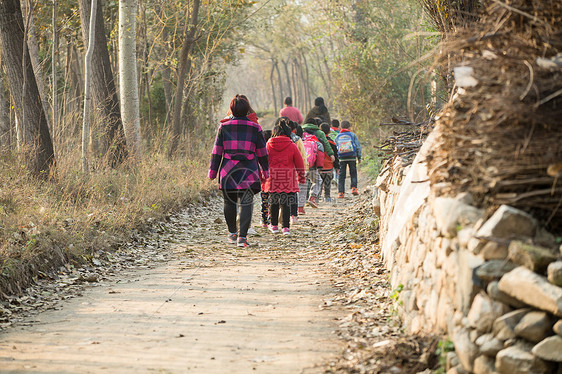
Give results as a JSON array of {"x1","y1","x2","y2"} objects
[
  {"x1": 79, "y1": 0, "x2": 127, "y2": 166},
  {"x1": 0, "y1": 0, "x2": 55, "y2": 176},
  {"x1": 282, "y1": 59, "x2": 292, "y2": 101},
  {"x1": 300, "y1": 51, "x2": 311, "y2": 114},
  {"x1": 20, "y1": 0, "x2": 53, "y2": 135},
  {"x1": 0, "y1": 72, "x2": 11, "y2": 148},
  {"x1": 167, "y1": 0, "x2": 200, "y2": 158},
  {"x1": 274, "y1": 60, "x2": 283, "y2": 107},
  {"x1": 82, "y1": 0, "x2": 97, "y2": 173},
  {"x1": 270, "y1": 60, "x2": 277, "y2": 116},
  {"x1": 52, "y1": 0, "x2": 58, "y2": 150},
  {"x1": 119, "y1": 0, "x2": 142, "y2": 161},
  {"x1": 157, "y1": 0, "x2": 173, "y2": 121}
]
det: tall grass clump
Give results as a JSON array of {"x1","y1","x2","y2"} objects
[{"x1": 0, "y1": 137, "x2": 214, "y2": 298}]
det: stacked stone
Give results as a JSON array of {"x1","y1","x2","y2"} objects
[{"x1": 377, "y1": 167, "x2": 562, "y2": 373}]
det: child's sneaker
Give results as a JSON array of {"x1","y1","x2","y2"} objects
[
  {"x1": 291, "y1": 215, "x2": 298, "y2": 224},
  {"x1": 338, "y1": 192, "x2": 345, "y2": 199},
  {"x1": 227, "y1": 232, "x2": 238, "y2": 244},
  {"x1": 307, "y1": 195, "x2": 318, "y2": 208},
  {"x1": 351, "y1": 187, "x2": 359, "y2": 196},
  {"x1": 282, "y1": 227, "x2": 290, "y2": 235},
  {"x1": 298, "y1": 207, "x2": 306, "y2": 215},
  {"x1": 237, "y1": 237, "x2": 249, "y2": 248},
  {"x1": 247, "y1": 227, "x2": 257, "y2": 235},
  {"x1": 262, "y1": 223, "x2": 268, "y2": 228},
  {"x1": 269, "y1": 225, "x2": 279, "y2": 234}
]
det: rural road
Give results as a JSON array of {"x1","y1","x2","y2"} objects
[{"x1": 0, "y1": 198, "x2": 346, "y2": 373}]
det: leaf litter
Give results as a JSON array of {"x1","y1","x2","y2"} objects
[{"x1": 0, "y1": 189, "x2": 438, "y2": 373}]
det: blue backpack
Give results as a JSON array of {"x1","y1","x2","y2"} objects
[{"x1": 336, "y1": 133, "x2": 356, "y2": 158}]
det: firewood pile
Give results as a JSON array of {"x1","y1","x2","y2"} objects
[
  {"x1": 376, "y1": 117, "x2": 433, "y2": 167},
  {"x1": 426, "y1": 0, "x2": 562, "y2": 231}
]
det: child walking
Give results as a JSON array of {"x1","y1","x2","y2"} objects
[
  {"x1": 288, "y1": 121, "x2": 307, "y2": 222},
  {"x1": 320, "y1": 122, "x2": 339, "y2": 202},
  {"x1": 263, "y1": 118, "x2": 305, "y2": 235},
  {"x1": 335, "y1": 120, "x2": 362, "y2": 198},
  {"x1": 260, "y1": 130, "x2": 273, "y2": 227}
]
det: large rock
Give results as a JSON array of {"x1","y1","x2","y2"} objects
[
  {"x1": 554, "y1": 320, "x2": 562, "y2": 336},
  {"x1": 496, "y1": 345, "x2": 552, "y2": 374},
  {"x1": 487, "y1": 281, "x2": 527, "y2": 308},
  {"x1": 475, "y1": 260, "x2": 517, "y2": 286},
  {"x1": 452, "y1": 327, "x2": 479, "y2": 372},
  {"x1": 468, "y1": 292, "x2": 511, "y2": 333},
  {"x1": 508, "y1": 241, "x2": 558, "y2": 273},
  {"x1": 457, "y1": 251, "x2": 485, "y2": 313},
  {"x1": 547, "y1": 261, "x2": 562, "y2": 287},
  {"x1": 433, "y1": 196, "x2": 484, "y2": 237},
  {"x1": 447, "y1": 365, "x2": 470, "y2": 374},
  {"x1": 493, "y1": 309, "x2": 530, "y2": 341},
  {"x1": 498, "y1": 266, "x2": 562, "y2": 317},
  {"x1": 514, "y1": 311, "x2": 553, "y2": 343},
  {"x1": 476, "y1": 333, "x2": 504, "y2": 357},
  {"x1": 532, "y1": 335, "x2": 562, "y2": 362},
  {"x1": 447, "y1": 351, "x2": 461, "y2": 371},
  {"x1": 473, "y1": 355, "x2": 496, "y2": 374},
  {"x1": 476, "y1": 205, "x2": 537, "y2": 240},
  {"x1": 481, "y1": 241, "x2": 509, "y2": 260}
]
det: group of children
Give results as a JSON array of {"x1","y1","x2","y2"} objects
[
  {"x1": 209, "y1": 94, "x2": 361, "y2": 247},
  {"x1": 259, "y1": 116, "x2": 362, "y2": 236}
]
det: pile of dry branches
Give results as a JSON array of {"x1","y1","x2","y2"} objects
[
  {"x1": 427, "y1": 0, "x2": 562, "y2": 230},
  {"x1": 377, "y1": 117, "x2": 433, "y2": 167}
]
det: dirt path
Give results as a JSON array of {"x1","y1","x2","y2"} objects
[{"x1": 0, "y1": 196, "x2": 349, "y2": 373}]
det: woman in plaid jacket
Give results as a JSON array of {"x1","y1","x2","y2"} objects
[{"x1": 208, "y1": 95, "x2": 269, "y2": 248}]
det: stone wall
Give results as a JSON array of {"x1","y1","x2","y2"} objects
[{"x1": 375, "y1": 126, "x2": 562, "y2": 373}]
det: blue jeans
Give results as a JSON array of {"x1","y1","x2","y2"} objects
[{"x1": 338, "y1": 160, "x2": 357, "y2": 193}]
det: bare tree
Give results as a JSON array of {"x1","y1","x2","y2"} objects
[
  {"x1": 51, "y1": 0, "x2": 58, "y2": 148},
  {"x1": 20, "y1": 0, "x2": 52, "y2": 134},
  {"x1": 168, "y1": 0, "x2": 201, "y2": 158},
  {"x1": 0, "y1": 0, "x2": 55, "y2": 176},
  {"x1": 82, "y1": 0, "x2": 97, "y2": 173},
  {"x1": 119, "y1": 0, "x2": 142, "y2": 160},
  {"x1": 78, "y1": 0, "x2": 127, "y2": 166}
]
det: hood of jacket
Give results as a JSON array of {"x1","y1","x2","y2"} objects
[
  {"x1": 268, "y1": 136, "x2": 293, "y2": 152},
  {"x1": 301, "y1": 123, "x2": 319, "y2": 132}
]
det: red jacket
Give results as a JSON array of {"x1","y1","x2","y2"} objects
[{"x1": 263, "y1": 136, "x2": 305, "y2": 193}]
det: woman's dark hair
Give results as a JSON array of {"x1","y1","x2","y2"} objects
[
  {"x1": 230, "y1": 94, "x2": 250, "y2": 117},
  {"x1": 239, "y1": 94, "x2": 255, "y2": 114},
  {"x1": 320, "y1": 122, "x2": 331, "y2": 135},
  {"x1": 295, "y1": 125, "x2": 303, "y2": 138},
  {"x1": 288, "y1": 121, "x2": 298, "y2": 131},
  {"x1": 272, "y1": 117, "x2": 292, "y2": 137},
  {"x1": 331, "y1": 119, "x2": 340, "y2": 128},
  {"x1": 284, "y1": 97, "x2": 292, "y2": 106},
  {"x1": 263, "y1": 129, "x2": 273, "y2": 142}
]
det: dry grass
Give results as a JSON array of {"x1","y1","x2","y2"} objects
[
  {"x1": 426, "y1": 0, "x2": 562, "y2": 231},
  {"x1": 0, "y1": 138, "x2": 215, "y2": 298}
]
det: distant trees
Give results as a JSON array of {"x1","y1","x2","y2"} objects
[
  {"x1": 0, "y1": 0, "x2": 254, "y2": 177},
  {"x1": 232, "y1": 0, "x2": 435, "y2": 128}
]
